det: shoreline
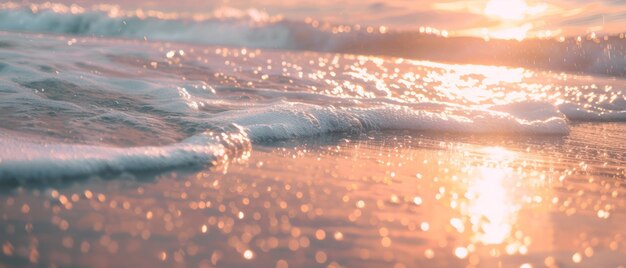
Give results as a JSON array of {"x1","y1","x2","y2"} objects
[{"x1": 1, "y1": 123, "x2": 624, "y2": 267}]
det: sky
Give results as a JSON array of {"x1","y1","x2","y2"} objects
[{"x1": 21, "y1": 0, "x2": 626, "y2": 39}]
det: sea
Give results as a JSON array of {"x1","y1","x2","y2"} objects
[{"x1": 0, "y1": 2, "x2": 625, "y2": 268}]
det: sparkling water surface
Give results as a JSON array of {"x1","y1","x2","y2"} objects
[{"x1": 0, "y1": 10, "x2": 625, "y2": 267}]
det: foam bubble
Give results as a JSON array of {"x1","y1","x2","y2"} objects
[
  {"x1": 213, "y1": 102, "x2": 570, "y2": 142},
  {"x1": 0, "y1": 130, "x2": 250, "y2": 183}
]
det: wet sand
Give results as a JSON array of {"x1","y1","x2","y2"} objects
[{"x1": 1, "y1": 123, "x2": 625, "y2": 268}]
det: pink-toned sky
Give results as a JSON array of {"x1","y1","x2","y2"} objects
[{"x1": 23, "y1": 0, "x2": 626, "y2": 39}]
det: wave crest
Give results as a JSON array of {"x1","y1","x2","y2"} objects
[{"x1": 0, "y1": 128, "x2": 251, "y2": 183}]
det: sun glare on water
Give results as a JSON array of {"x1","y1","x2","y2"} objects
[
  {"x1": 484, "y1": 0, "x2": 529, "y2": 21},
  {"x1": 466, "y1": 147, "x2": 519, "y2": 245},
  {"x1": 482, "y1": 0, "x2": 545, "y2": 40}
]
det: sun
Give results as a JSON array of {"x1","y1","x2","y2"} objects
[{"x1": 484, "y1": 0, "x2": 528, "y2": 21}]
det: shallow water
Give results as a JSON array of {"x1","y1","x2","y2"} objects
[
  {"x1": 1, "y1": 6, "x2": 626, "y2": 267},
  {"x1": 1, "y1": 124, "x2": 625, "y2": 267},
  {"x1": 1, "y1": 31, "x2": 626, "y2": 182}
]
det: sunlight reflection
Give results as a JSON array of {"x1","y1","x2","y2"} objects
[
  {"x1": 410, "y1": 61, "x2": 530, "y2": 104},
  {"x1": 487, "y1": 23, "x2": 533, "y2": 41},
  {"x1": 480, "y1": 146, "x2": 516, "y2": 161},
  {"x1": 464, "y1": 147, "x2": 519, "y2": 245},
  {"x1": 466, "y1": 166, "x2": 517, "y2": 244},
  {"x1": 484, "y1": 0, "x2": 528, "y2": 21}
]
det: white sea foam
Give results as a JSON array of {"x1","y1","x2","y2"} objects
[
  {"x1": 0, "y1": 130, "x2": 250, "y2": 182},
  {"x1": 558, "y1": 102, "x2": 626, "y2": 121},
  {"x1": 215, "y1": 101, "x2": 570, "y2": 142}
]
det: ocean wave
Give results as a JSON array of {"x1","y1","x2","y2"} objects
[
  {"x1": 0, "y1": 2, "x2": 625, "y2": 76},
  {"x1": 215, "y1": 101, "x2": 569, "y2": 143},
  {"x1": 0, "y1": 100, "x2": 568, "y2": 182},
  {"x1": 0, "y1": 30, "x2": 625, "y2": 182},
  {"x1": 0, "y1": 3, "x2": 297, "y2": 49},
  {"x1": 0, "y1": 128, "x2": 251, "y2": 183}
]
